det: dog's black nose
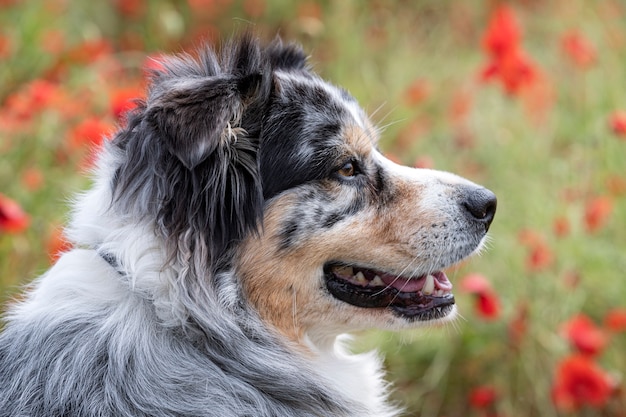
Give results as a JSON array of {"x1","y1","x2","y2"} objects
[{"x1": 462, "y1": 186, "x2": 497, "y2": 231}]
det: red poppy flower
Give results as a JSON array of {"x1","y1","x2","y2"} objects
[
  {"x1": 404, "y1": 79, "x2": 430, "y2": 107},
  {"x1": 552, "y1": 354, "x2": 613, "y2": 412},
  {"x1": 2, "y1": 79, "x2": 61, "y2": 123},
  {"x1": 561, "y1": 314, "x2": 608, "y2": 357},
  {"x1": 481, "y1": 49, "x2": 539, "y2": 95},
  {"x1": 553, "y1": 216, "x2": 570, "y2": 238},
  {"x1": 561, "y1": 30, "x2": 596, "y2": 69},
  {"x1": 110, "y1": 87, "x2": 144, "y2": 121},
  {"x1": 0, "y1": 193, "x2": 30, "y2": 234},
  {"x1": 460, "y1": 273, "x2": 492, "y2": 293},
  {"x1": 469, "y1": 385, "x2": 498, "y2": 409},
  {"x1": 69, "y1": 117, "x2": 113, "y2": 150},
  {"x1": 460, "y1": 274, "x2": 500, "y2": 320},
  {"x1": 606, "y1": 175, "x2": 626, "y2": 197},
  {"x1": 29, "y1": 79, "x2": 60, "y2": 109},
  {"x1": 481, "y1": 5, "x2": 520, "y2": 58},
  {"x1": 449, "y1": 89, "x2": 473, "y2": 125},
  {"x1": 113, "y1": 0, "x2": 145, "y2": 18},
  {"x1": 526, "y1": 240, "x2": 554, "y2": 272},
  {"x1": 508, "y1": 302, "x2": 529, "y2": 347},
  {"x1": 66, "y1": 39, "x2": 112, "y2": 64},
  {"x1": 609, "y1": 110, "x2": 626, "y2": 138},
  {"x1": 476, "y1": 292, "x2": 500, "y2": 319},
  {"x1": 21, "y1": 167, "x2": 44, "y2": 191},
  {"x1": 0, "y1": 34, "x2": 12, "y2": 59},
  {"x1": 584, "y1": 196, "x2": 613, "y2": 233},
  {"x1": 479, "y1": 5, "x2": 541, "y2": 97},
  {"x1": 47, "y1": 227, "x2": 73, "y2": 264},
  {"x1": 518, "y1": 228, "x2": 543, "y2": 247},
  {"x1": 604, "y1": 308, "x2": 626, "y2": 333}
]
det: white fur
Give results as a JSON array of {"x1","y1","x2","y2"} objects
[{"x1": 307, "y1": 335, "x2": 399, "y2": 417}]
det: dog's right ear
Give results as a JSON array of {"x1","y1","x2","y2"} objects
[{"x1": 144, "y1": 39, "x2": 266, "y2": 171}]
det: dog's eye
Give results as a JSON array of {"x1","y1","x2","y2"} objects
[{"x1": 337, "y1": 161, "x2": 357, "y2": 178}]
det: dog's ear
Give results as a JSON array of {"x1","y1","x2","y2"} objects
[
  {"x1": 145, "y1": 37, "x2": 267, "y2": 170},
  {"x1": 117, "y1": 35, "x2": 272, "y2": 264}
]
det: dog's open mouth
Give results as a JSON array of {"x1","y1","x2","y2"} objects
[{"x1": 324, "y1": 263, "x2": 455, "y2": 320}]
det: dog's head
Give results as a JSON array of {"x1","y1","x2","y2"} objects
[{"x1": 110, "y1": 34, "x2": 496, "y2": 345}]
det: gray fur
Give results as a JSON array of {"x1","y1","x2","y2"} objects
[{"x1": 0, "y1": 254, "x2": 359, "y2": 417}]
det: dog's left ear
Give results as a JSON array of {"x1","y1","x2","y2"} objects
[{"x1": 145, "y1": 38, "x2": 267, "y2": 170}]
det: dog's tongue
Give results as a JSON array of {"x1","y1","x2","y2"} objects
[{"x1": 380, "y1": 271, "x2": 452, "y2": 293}]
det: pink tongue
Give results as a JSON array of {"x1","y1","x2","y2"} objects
[{"x1": 381, "y1": 273, "x2": 425, "y2": 292}]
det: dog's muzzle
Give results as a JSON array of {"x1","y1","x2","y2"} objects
[{"x1": 324, "y1": 184, "x2": 497, "y2": 321}]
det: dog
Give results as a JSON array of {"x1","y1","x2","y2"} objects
[{"x1": 0, "y1": 34, "x2": 496, "y2": 417}]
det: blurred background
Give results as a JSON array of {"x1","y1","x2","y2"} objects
[{"x1": 1, "y1": 0, "x2": 626, "y2": 416}]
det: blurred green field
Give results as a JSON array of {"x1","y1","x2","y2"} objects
[{"x1": 1, "y1": 1, "x2": 626, "y2": 416}]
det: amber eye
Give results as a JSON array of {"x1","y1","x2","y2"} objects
[{"x1": 337, "y1": 161, "x2": 356, "y2": 177}]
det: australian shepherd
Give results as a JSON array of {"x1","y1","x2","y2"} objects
[{"x1": 0, "y1": 34, "x2": 496, "y2": 416}]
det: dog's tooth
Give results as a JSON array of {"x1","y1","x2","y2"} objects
[
  {"x1": 354, "y1": 271, "x2": 367, "y2": 284},
  {"x1": 370, "y1": 275, "x2": 385, "y2": 287},
  {"x1": 422, "y1": 274, "x2": 435, "y2": 295}
]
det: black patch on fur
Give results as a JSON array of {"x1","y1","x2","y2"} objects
[
  {"x1": 278, "y1": 219, "x2": 301, "y2": 249},
  {"x1": 321, "y1": 211, "x2": 345, "y2": 229},
  {"x1": 276, "y1": 185, "x2": 369, "y2": 251},
  {"x1": 259, "y1": 100, "x2": 344, "y2": 199},
  {"x1": 371, "y1": 164, "x2": 396, "y2": 209}
]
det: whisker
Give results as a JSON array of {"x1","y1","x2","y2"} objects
[
  {"x1": 376, "y1": 118, "x2": 407, "y2": 134},
  {"x1": 367, "y1": 101, "x2": 388, "y2": 120}
]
